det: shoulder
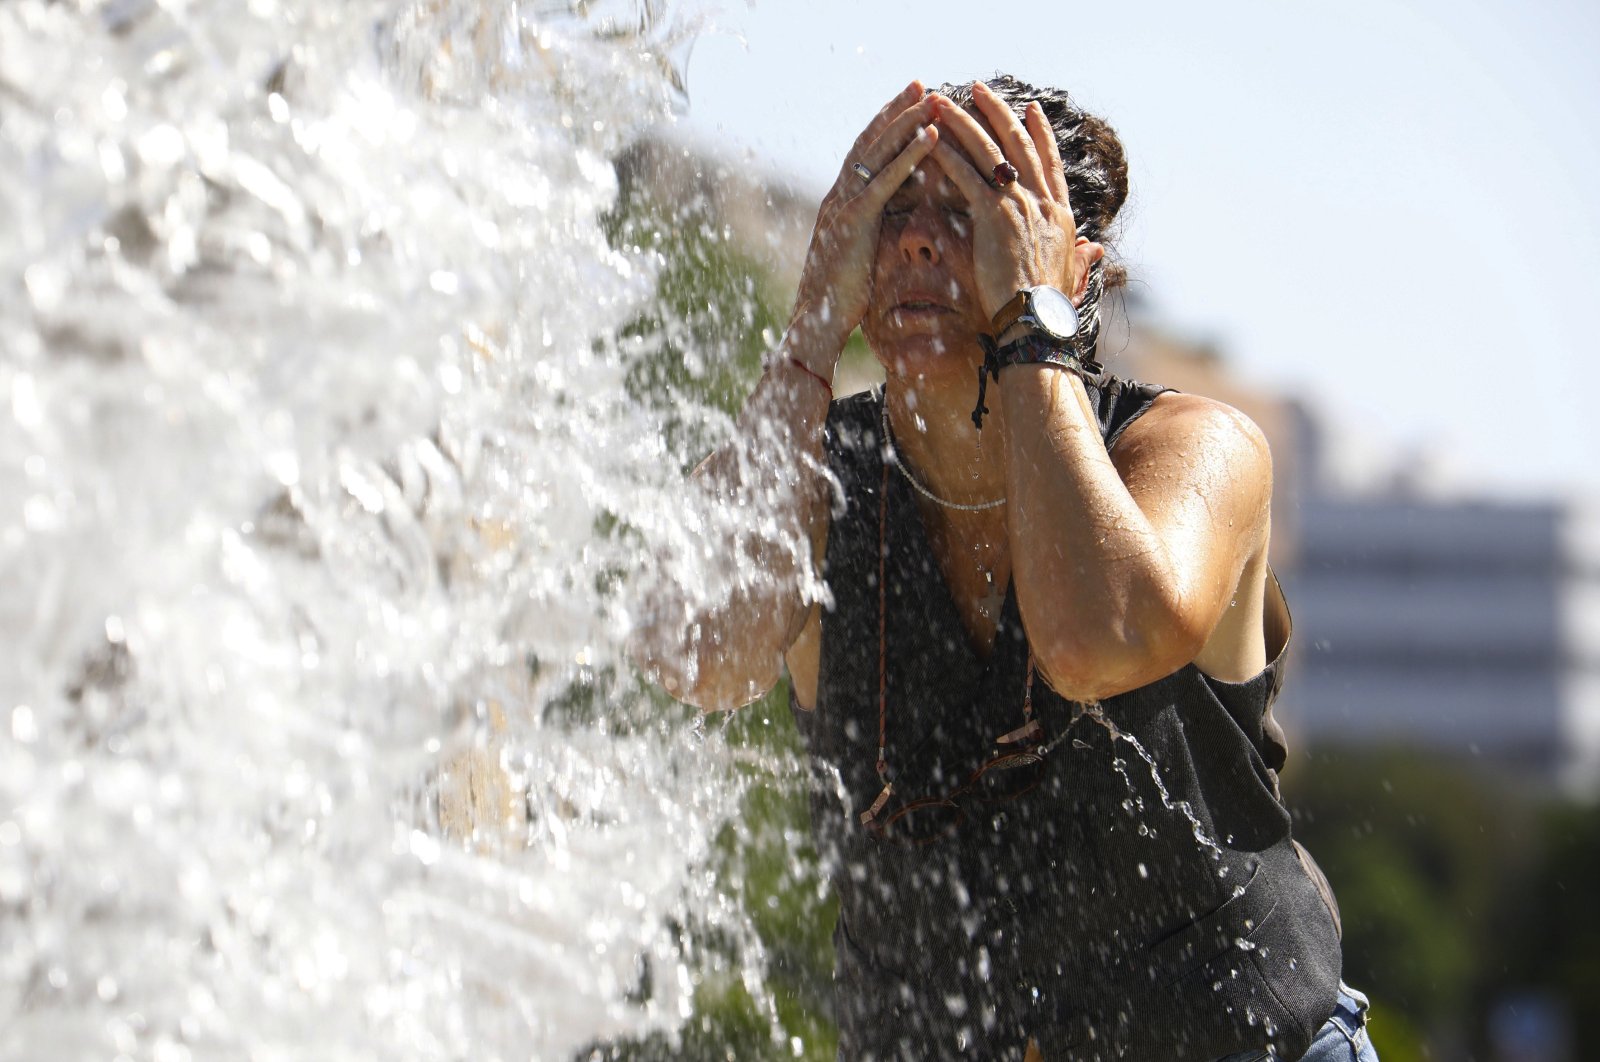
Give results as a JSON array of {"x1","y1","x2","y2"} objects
[
  {"x1": 1108, "y1": 391, "x2": 1274, "y2": 531},
  {"x1": 1111, "y1": 391, "x2": 1273, "y2": 480}
]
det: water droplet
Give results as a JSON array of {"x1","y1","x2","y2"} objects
[
  {"x1": 10, "y1": 705, "x2": 38, "y2": 744},
  {"x1": 408, "y1": 830, "x2": 440, "y2": 866}
]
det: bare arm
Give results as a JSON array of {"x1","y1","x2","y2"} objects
[
  {"x1": 632, "y1": 84, "x2": 942, "y2": 711},
  {"x1": 636, "y1": 330, "x2": 835, "y2": 712},
  {"x1": 998, "y1": 376, "x2": 1272, "y2": 701},
  {"x1": 930, "y1": 81, "x2": 1272, "y2": 701}
]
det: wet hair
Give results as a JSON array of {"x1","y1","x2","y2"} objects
[{"x1": 935, "y1": 75, "x2": 1130, "y2": 358}]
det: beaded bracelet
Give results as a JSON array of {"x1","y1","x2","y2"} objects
[
  {"x1": 766, "y1": 354, "x2": 833, "y2": 400},
  {"x1": 971, "y1": 333, "x2": 1104, "y2": 430}
]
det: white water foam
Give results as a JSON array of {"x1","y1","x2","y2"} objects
[{"x1": 0, "y1": 1, "x2": 800, "y2": 1057}]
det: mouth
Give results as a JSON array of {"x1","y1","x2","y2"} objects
[{"x1": 892, "y1": 293, "x2": 955, "y2": 316}]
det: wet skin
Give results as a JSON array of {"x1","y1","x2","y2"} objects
[
  {"x1": 646, "y1": 77, "x2": 1272, "y2": 734},
  {"x1": 785, "y1": 80, "x2": 1274, "y2": 709},
  {"x1": 861, "y1": 160, "x2": 987, "y2": 385}
]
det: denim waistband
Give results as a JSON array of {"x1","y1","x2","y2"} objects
[
  {"x1": 1215, "y1": 983, "x2": 1370, "y2": 1062},
  {"x1": 1328, "y1": 983, "x2": 1371, "y2": 1039}
]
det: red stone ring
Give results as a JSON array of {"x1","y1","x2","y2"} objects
[{"x1": 990, "y1": 161, "x2": 1019, "y2": 188}]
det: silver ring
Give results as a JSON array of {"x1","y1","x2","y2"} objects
[{"x1": 851, "y1": 162, "x2": 873, "y2": 183}]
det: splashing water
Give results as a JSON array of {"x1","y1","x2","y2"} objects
[
  {"x1": 1073, "y1": 704, "x2": 1227, "y2": 864},
  {"x1": 0, "y1": 1, "x2": 798, "y2": 1058}
]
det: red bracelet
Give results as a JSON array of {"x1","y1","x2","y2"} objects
[{"x1": 774, "y1": 356, "x2": 833, "y2": 400}]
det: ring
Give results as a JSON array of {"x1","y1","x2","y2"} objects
[
  {"x1": 852, "y1": 162, "x2": 874, "y2": 183},
  {"x1": 990, "y1": 161, "x2": 1019, "y2": 188}
]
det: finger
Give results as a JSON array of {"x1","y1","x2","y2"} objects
[
  {"x1": 926, "y1": 95, "x2": 1009, "y2": 188},
  {"x1": 853, "y1": 80, "x2": 925, "y2": 151},
  {"x1": 970, "y1": 81, "x2": 1046, "y2": 192},
  {"x1": 850, "y1": 123, "x2": 941, "y2": 213},
  {"x1": 852, "y1": 95, "x2": 942, "y2": 190},
  {"x1": 832, "y1": 81, "x2": 926, "y2": 190},
  {"x1": 925, "y1": 137, "x2": 994, "y2": 206},
  {"x1": 1024, "y1": 101, "x2": 1071, "y2": 204}
]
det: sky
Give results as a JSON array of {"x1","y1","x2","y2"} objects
[{"x1": 671, "y1": 0, "x2": 1600, "y2": 501}]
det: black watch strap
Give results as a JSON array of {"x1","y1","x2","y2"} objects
[{"x1": 971, "y1": 334, "x2": 1104, "y2": 431}]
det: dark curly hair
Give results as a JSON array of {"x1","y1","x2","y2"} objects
[{"x1": 935, "y1": 75, "x2": 1130, "y2": 358}]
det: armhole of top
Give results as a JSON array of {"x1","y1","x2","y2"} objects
[
  {"x1": 1102, "y1": 382, "x2": 1177, "y2": 454},
  {"x1": 1263, "y1": 566, "x2": 1292, "y2": 666},
  {"x1": 1193, "y1": 564, "x2": 1291, "y2": 693},
  {"x1": 1105, "y1": 382, "x2": 1288, "y2": 675}
]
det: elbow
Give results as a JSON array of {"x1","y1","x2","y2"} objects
[
  {"x1": 636, "y1": 635, "x2": 781, "y2": 714},
  {"x1": 677, "y1": 669, "x2": 781, "y2": 714},
  {"x1": 1028, "y1": 595, "x2": 1210, "y2": 703}
]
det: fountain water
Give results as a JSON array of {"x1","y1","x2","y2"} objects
[{"x1": 0, "y1": 1, "x2": 799, "y2": 1057}]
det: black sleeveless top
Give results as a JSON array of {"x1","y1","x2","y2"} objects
[{"x1": 790, "y1": 380, "x2": 1342, "y2": 1062}]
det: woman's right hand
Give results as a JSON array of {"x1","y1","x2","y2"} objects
[{"x1": 787, "y1": 82, "x2": 942, "y2": 374}]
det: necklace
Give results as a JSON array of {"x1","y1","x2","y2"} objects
[
  {"x1": 860, "y1": 458, "x2": 1042, "y2": 837},
  {"x1": 879, "y1": 393, "x2": 1006, "y2": 512}
]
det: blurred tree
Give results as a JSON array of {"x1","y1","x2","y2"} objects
[
  {"x1": 1494, "y1": 798, "x2": 1600, "y2": 1061},
  {"x1": 605, "y1": 187, "x2": 776, "y2": 430},
  {"x1": 574, "y1": 684, "x2": 839, "y2": 1062},
  {"x1": 1283, "y1": 746, "x2": 1541, "y2": 1057},
  {"x1": 584, "y1": 147, "x2": 842, "y2": 1061}
]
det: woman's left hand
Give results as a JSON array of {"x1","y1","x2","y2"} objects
[{"x1": 929, "y1": 82, "x2": 1098, "y2": 321}]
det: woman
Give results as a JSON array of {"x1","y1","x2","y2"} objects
[{"x1": 643, "y1": 76, "x2": 1374, "y2": 1061}]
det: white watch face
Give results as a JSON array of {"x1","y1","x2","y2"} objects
[{"x1": 1029, "y1": 286, "x2": 1079, "y2": 339}]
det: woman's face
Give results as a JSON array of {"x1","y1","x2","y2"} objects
[{"x1": 861, "y1": 158, "x2": 990, "y2": 383}]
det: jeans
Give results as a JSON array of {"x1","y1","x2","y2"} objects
[{"x1": 1220, "y1": 983, "x2": 1378, "y2": 1062}]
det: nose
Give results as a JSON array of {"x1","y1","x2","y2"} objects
[{"x1": 897, "y1": 202, "x2": 942, "y2": 265}]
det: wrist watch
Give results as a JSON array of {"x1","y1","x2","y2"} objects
[{"x1": 989, "y1": 285, "x2": 1079, "y2": 342}]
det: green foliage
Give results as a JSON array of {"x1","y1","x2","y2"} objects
[
  {"x1": 716, "y1": 688, "x2": 839, "y2": 992},
  {"x1": 583, "y1": 683, "x2": 840, "y2": 1062},
  {"x1": 586, "y1": 153, "x2": 843, "y2": 1060},
  {"x1": 1285, "y1": 747, "x2": 1532, "y2": 1023},
  {"x1": 1284, "y1": 745, "x2": 1600, "y2": 1059},
  {"x1": 1494, "y1": 798, "x2": 1600, "y2": 1060},
  {"x1": 686, "y1": 685, "x2": 839, "y2": 1061},
  {"x1": 1362, "y1": 999, "x2": 1428, "y2": 1062},
  {"x1": 603, "y1": 167, "x2": 785, "y2": 428}
]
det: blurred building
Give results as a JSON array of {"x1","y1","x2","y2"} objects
[
  {"x1": 1281, "y1": 415, "x2": 1600, "y2": 797},
  {"x1": 1111, "y1": 299, "x2": 1600, "y2": 797}
]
